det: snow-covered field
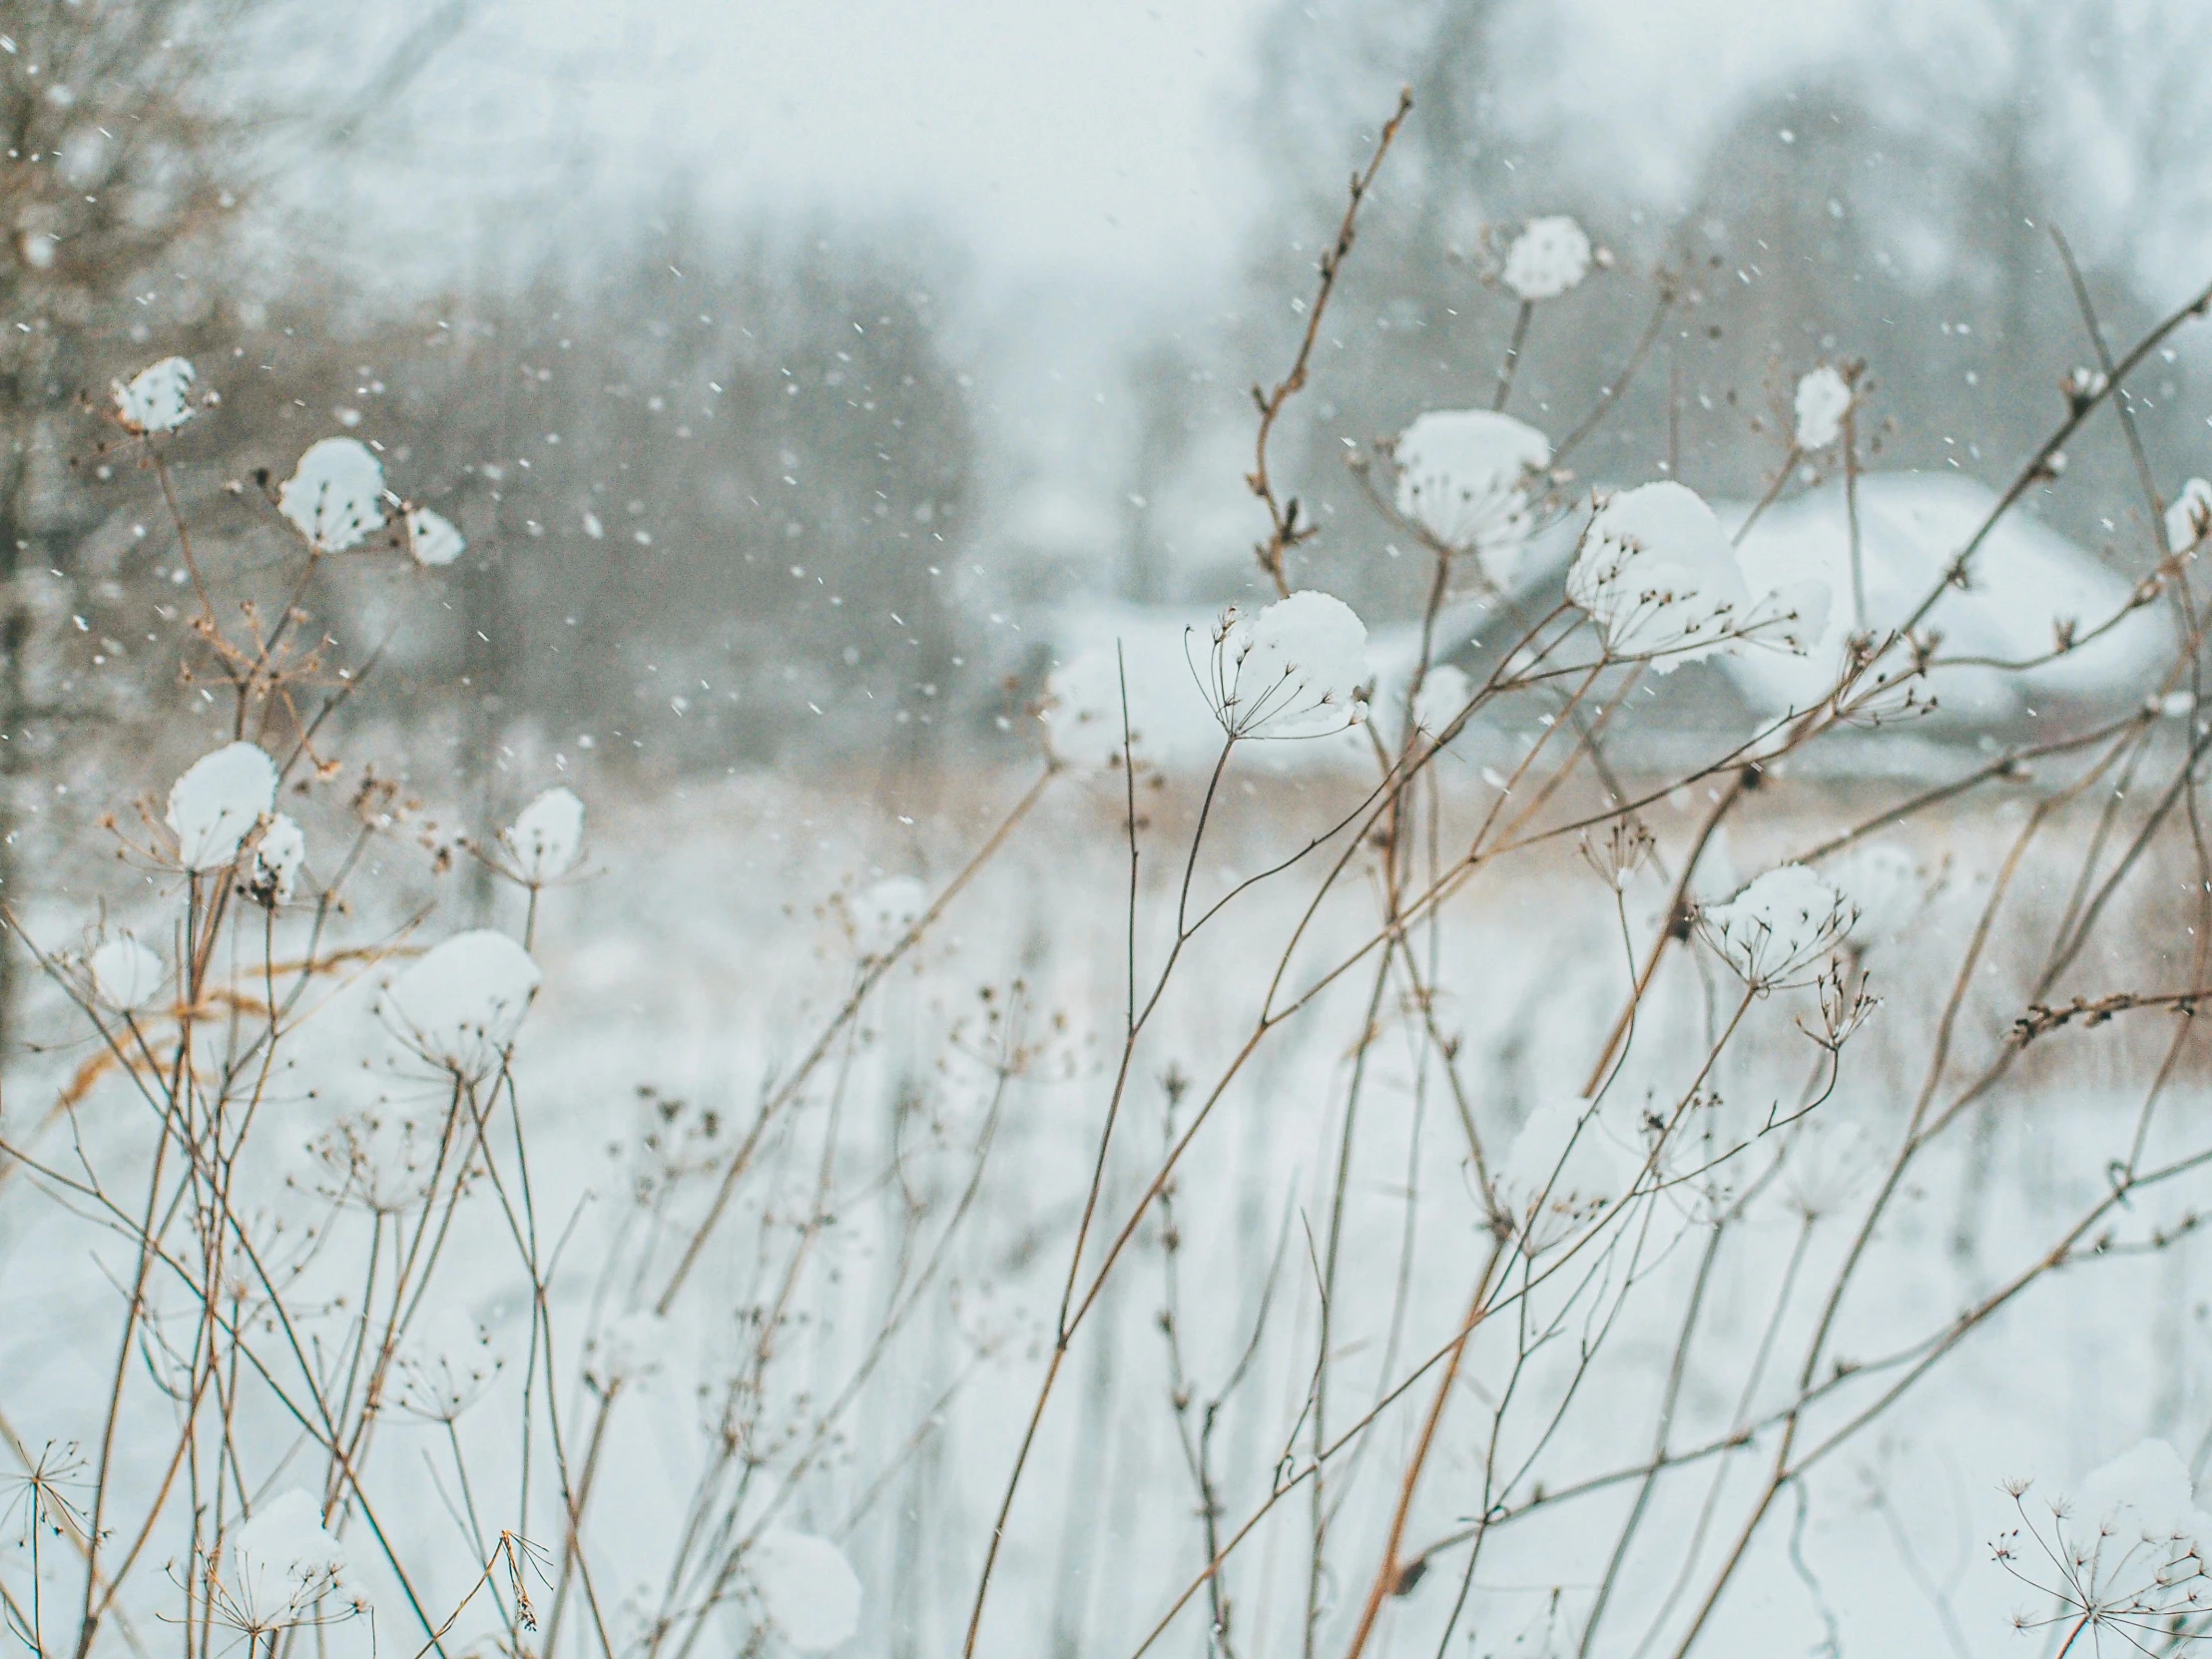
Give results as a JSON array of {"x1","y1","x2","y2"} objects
[{"x1": 7, "y1": 747, "x2": 2206, "y2": 1659}]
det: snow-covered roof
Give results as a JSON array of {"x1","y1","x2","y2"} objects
[{"x1": 1722, "y1": 472, "x2": 2167, "y2": 727}]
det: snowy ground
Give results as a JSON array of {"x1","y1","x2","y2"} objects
[{"x1": 2, "y1": 755, "x2": 2206, "y2": 1659}]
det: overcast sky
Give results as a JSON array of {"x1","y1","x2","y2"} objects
[
  {"x1": 367, "y1": 0, "x2": 1273, "y2": 305},
  {"x1": 372, "y1": 0, "x2": 1928, "y2": 305}
]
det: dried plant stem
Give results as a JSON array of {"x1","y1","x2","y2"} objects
[{"x1": 1248, "y1": 87, "x2": 1413, "y2": 597}]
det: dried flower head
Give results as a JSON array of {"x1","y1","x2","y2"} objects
[
  {"x1": 1569, "y1": 483, "x2": 1828, "y2": 670},
  {"x1": 1778, "y1": 1111, "x2": 1878, "y2": 1220},
  {"x1": 87, "y1": 933, "x2": 165, "y2": 1012},
  {"x1": 1697, "y1": 863, "x2": 1856, "y2": 992},
  {"x1": 217, "y1": 1490, "x2": 352, "y2": 1636},
  {"x1": 1496, "y1": 1098, "x2": 1637, "y2": 1254},
  {"x1": 1201, "y1": 591, "x2": 1370, "y2": 740},
  {"x1": 1792, "y1": 363, "x2": 1853, "y2": 451},
  {"x1": 306, "y1": 1109, "x2": 443, "y2": 1216},
  {"x1": 500, "y1": 787, "x2": 585, "y2": 884},
  {"x1": 1501, "y1": 216, "x2": 1592, "y2": 301},
  {"x1": 743, "y1": 1531, "x2": 862, "y2": 1655},
  {"x1": 1410, "y1": 663, "x2": 1473, "y2": 740},
  {"x1": 1995, "y1": 1440, "x2": 2212, "y2": 1647},
  {"x1": 1041, "y1": 647, "x2": 1147, "y2": 773},
  {"x1": 1820, "y1": 840, "x2": 1928, "y2": 953},
  {"x1": 852, "y1": 874, "x2": 926, "y2": 959},
  {"x1": 113, "y1": 356, "x2": 197, "y2": 435},
  {"x1": 1391, "y1": 409, "x2": 1551, "y2": 585},
  {"x1": 167, "y1": 742, "x2": 277, "y2": 872},
  {"x1": 278, "y1": 437, "x2": 386, "y2": 554},
  {"x1": 1579, "y1": 817, "x2": 1656, "y2": 892},
  {"x1": 395, "y1": 1309, "x2": 505, "y2": 1422},
  {"x1": 2167, "y1": 477, "x2": 2212, "y2": 554},
  {"x1": 379, "y1": 930, "x2": 542, "y2": 1085}
]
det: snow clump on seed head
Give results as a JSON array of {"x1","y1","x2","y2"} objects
[
  {"x1": 1041, "y1": 647, "x2": 1147, "y2": 773},
  {"x1": 378, "y1": 930, "x2": 542, "y2": 1085},
  {"x1": 1793, "y1": 364, "x2": 1853, "y2": 451},
  {"x1": 1411, "y1": 663, "x2": 1473, "y2": 739},
  {"x1": 1698, "y1": 863, "x2": 1856, "y2": 991},
  {"x1": 278, "y1": 437, "x2": 386, "y2": 554},
  {"x1": 89, "y1": 934, "x2": 164, "y2": 1012},
  {"x1": 1568, "y1": 483, "x2": 1828, "y2": 669},
  {"x1": 167, "y1": 741, "x2": 277, "y2": 872},
  {"x1": 1821, "y1": 841, "x2": 1927, "y2": 952},
  {"x1": 1501, "y1": 216, "x2": 1592, "y2": 301},
  {"x1": 500, "y1": 787, "x2": 584, "y2": 884},
  {"x1": 404, "y1": 506, "x2": 465, "y2": 568},
  {"x1": 1497, "y1": 1099, "x2": 1637, "y2": 1255},
  {"x1": 853, "y1": 874, "x2": 926, "y2": 958},
  {"x1": 1203, "y1": 590, "x2": 1370, "y2": 740},
  {"x1": 2167, "y1": 477, "x2": 2212, "y2": 553},
  {"x1": 1997, "y1": 1439, "x2": 2212, "y2": 1632},
  {"x1": 113, "y1": 356, "x2": 197, "y2": 435},
  {"x1": 1568, "y1": 483, "x2": 1750, "y2": 669},
  {"x1": 248, "y1": 814, "x2": 305, "y2": 906},
  {"x1": 1392, "y1": 409, "x2": 1551, "y2": 586},
  {"x1": 745, "y1": 1531, "x2": 862, "y2": 1654},
  {"x1": 225, "y1": 1490, "x2": 349, "y2": 1635}
]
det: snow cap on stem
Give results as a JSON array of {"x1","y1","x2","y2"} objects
[
  {"x1": 113, "y1": 356, "x2": 197, "y2": 435},
  {"x1": 278, "y1": 437, "x2": 386, "y2": 553},
  {"x1": 1204, "y1": 590, "x2": 1370, "y2": 740},
  {"x1": 1501, "y1": 216, "x2": 1592, "y2": 300},
  {"x1": 379, "y1": 929, "x2": 542, "y2": 1084},
  {"x1": 1392, "y1": 409, "x2": 1551, "y2": 585},
  {"x1": 167, "y1": 741, "x2": 277, "y2": 871},
  {"x1": 1698, "y1": 863, "x2": 1856, "y2": 991}
]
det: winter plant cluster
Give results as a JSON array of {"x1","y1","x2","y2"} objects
[{"x1": 10, "y1": 85, "x2": 2212, "y2": 1659}]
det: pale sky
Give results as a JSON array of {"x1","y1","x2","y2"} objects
[{"x1": 372, "y1": 0, "x2": 1275, "y2": 302}]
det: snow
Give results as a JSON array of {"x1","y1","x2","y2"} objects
[
  {"x1": 1821, "y1": 840, "x2": 1926, "y2": 949},
  {"x1": 88, "y1": 935, "x2": 164, "y2": 1012},
  {"x1": 405, "y1": 505, "x2": 466, "y2": 567},
  {"x1": 1041, "y1": 645, "x2": 1147, "y2": 772},
  {"x1": 2073, "y1": 1439, "x2": 2210, "y2": 1546},
  {"x1": 2168, "y1": 477, "x2": 2212, "y2": 552},
  {"x1": 746, "y1": 1531, "x2": 862, "y2": 1653},
  {"x1": 1696, "y1": 862, "x2": 1855, "y2": 990},
  {"x1": 112, "y1": 356, "x2": 196, "y2": 435},
  {"x1": 304, "y1": 1106, "x2": 441, "y2": 1215},
  {"x1": 501, "y1": 787, "x2": 585, "y2": 883},
  {"x1": 1566, "y1": 483, "x2": 1832, "y2": 668},
  {"x1": 278, "y1": 437, "x2": 387, "y2": 554},
  {"x1": 1568, "y1": 482, "x2": 1753, "y2": 670},
  {"x1": 378, "y1": 929, "x2": 542, "y2": 1084},
  {"x1": 167, "y1": 741, "x2": 277, "y2": 872},
  {"x1": 1793, "y1": 364, "x2": 1853, "y2": 451},
  {"x1": 1392, "y1": 409, "x2": 1552, "y2": 586},
  {"x1": 1726, "y1": 473, "x2": 2168, "y2": 725},
  {"x1": 252, "y1": 814, "x2": 306, "y2": 905},
  {"x1": 1501, "y1": 215, "x2": 1592, "y2": 301},
  {"x1": 1206, "y1": 590, "x2": 1370, "y2": 739},
  {"x1": 393, "y1": 1309, "x2": 504, "y2": 1422},
  {"x1": 228, "y1": 1490, "x2": 347, "y2": 1632},
  {"x1": 1498, "y1": 1098, "x2": 1634, "y2": 1254},
  {"x1": 586, "y1": 1310, "x2": 669, "y2": 1390},
  {"x1": 1411, "y1": 663, "x2": 1473, "y2": 737},
  {"x1": 852, "y1": 874, "x2": 926, "y2": 957}
]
